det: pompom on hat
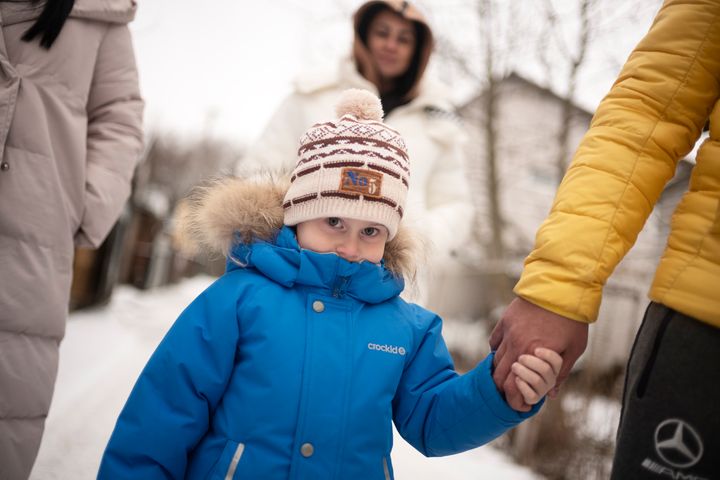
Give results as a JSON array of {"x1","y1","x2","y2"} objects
[{"x1": 283, "y1": 89, "x2": 410, "y2": 240}]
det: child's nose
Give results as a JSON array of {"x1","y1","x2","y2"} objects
[{"x1": 336, "y1": 237, "x2": 360, "y2": 262}]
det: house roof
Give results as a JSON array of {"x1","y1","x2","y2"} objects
[{"x1": 459, "y1": 71, "x2": 593, "y2": 120}]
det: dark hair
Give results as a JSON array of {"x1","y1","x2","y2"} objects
[
  {"x1": 22, "y1": 0, "x2": 75, "y2": 49},
  {"x1": 357, "y1": 4, "x2": 427, "y2": 111}
]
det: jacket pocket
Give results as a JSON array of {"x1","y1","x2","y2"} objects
[
  {"x1": 635, "y1": 308, "x2": 674, "y2": 399},
  {"x1": 210, "y1": 440, "x2": 245, "y2": 480},
  {"x1": 383, "y1": 456, "x2": 393, "y2": 480}
]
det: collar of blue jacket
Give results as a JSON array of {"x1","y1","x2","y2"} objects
[{"x1": 226, "y1": 226, "x2": 404, "y2": 304}]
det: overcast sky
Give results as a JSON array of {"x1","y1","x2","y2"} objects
[{"x1": 129, "y1": 0, "x2": 662, "y2": 147}]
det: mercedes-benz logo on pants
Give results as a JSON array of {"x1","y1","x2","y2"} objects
[{"x1": 654, "y1": 418, "x2": 704, "y2": 468}]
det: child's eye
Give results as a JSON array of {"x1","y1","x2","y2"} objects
[
  {"x1": 362, "y1": 227, "x2": 378, "y2": 237},
  {"x1": 327, "y1": 217, "x2": 342, "y2": 228}
]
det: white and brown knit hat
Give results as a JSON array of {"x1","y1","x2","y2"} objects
[{"x1": 283, "y1": 89, "x2": 410, "y2": 240}]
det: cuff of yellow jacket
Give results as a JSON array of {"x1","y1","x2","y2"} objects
[
  {"x1": 513, "y1": 280, "x2": 598, "y2": 323},
  {"x1": 425, "y1": 353, "x2": 542, "y2": 457}
]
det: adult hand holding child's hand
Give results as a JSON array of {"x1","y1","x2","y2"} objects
[{"x1": 490, "y1": 297, "x2": 588, "y2": 411}]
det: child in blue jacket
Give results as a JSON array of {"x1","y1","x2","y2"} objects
[{"x1": 99, "y1": 89, "x2": 562, "y2": 479}]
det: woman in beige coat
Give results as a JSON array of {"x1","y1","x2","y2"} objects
[{"x1": 0, "y1": 1, "x2": 143, "y2": 478}]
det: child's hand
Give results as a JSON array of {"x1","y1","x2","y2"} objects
[{"x1": 510, "y1": 347, "x2": 563, "y2": 406}]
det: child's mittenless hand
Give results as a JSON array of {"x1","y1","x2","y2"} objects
[{"x1": 510, "y1": 348, "x2": 563, "y2": 406}]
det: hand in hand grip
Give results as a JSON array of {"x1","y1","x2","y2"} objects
[{"x1": 490, "y1": 297, "x2": 588, "y2": 411}]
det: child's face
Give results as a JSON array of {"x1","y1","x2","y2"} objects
[{"x1": 296, "y1": 217, "x2": 389, "y2": 264}]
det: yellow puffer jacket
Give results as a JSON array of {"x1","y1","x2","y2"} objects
[{"x1": 515, "y1": 0, "x2": 720, "y2": 328}]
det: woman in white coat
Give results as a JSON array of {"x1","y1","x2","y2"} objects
[{"x1": 238, "y1": 0, "x2": 474, "y2": 301}]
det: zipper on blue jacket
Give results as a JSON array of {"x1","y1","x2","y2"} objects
[{"x1": 332, "y1": 276, "x2": 349, "y2": 298}]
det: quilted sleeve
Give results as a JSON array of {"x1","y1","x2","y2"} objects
[
  {"x1": 393, "y1": 308, "x2": 540, "y2": 456},
  {"x1": 75, "y1": 23, "x2": 144, "y2": 247},
  {"x1": 515, "y1": 0, "x2": 720, "y2": 322}
]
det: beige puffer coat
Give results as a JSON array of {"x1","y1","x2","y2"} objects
[
  {"x1": 515, "y1": 0, "x2": 720, "y2": 328},
  {"x1": 0, "y1": 1, "x2": 143, "y2": 477}
]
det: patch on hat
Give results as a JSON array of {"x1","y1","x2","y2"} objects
[{"x1": 339, "y1": 167, "x2": 383, "y2": 198}]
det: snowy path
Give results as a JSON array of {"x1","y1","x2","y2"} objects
[{"x1": 30, "y1": 277, "x2": 541, "y2": 480}]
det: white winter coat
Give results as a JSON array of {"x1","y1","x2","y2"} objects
[{"x1": 238, "y1": 58, "x2": 474, "y2": 274}]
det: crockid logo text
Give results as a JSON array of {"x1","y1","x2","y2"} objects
[
  {"x1": 368, "y1": 343, "x2": 406, "y2": 356},
  {"x1": 340, "y1": 167, "x2": 383, "y2": 197}
]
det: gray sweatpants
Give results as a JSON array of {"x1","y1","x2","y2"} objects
[{"x1": 610, "y1": 302, "x2": 720, "y2": 479}]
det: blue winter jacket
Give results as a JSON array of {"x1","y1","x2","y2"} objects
[{"x1": 99, "y1": 226, "x2": 539, "y2": 479}]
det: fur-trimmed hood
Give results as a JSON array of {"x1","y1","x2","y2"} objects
[{"x1": 174, "y1": 176, "x2": 424, "y2": 282}]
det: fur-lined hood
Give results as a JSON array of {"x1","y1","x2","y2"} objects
[{"x1": 174, "y1": 176, "x2": 423, "y2": 282}]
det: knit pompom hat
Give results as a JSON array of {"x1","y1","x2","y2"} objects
[{"x1": 283, "y1": 89, "x2": 410, "y2": 240}]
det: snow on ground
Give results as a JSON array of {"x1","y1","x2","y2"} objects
[{"x1": 30, "y1": 276, "x2": 542, "y2": 480}]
